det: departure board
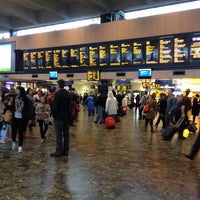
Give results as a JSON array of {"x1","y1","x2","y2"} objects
[
  {"x1": 99, "y1": 44, "x2": 109, "y2": 67},
  {"x1": 133, "y1": 41, "x2": 145, "y2": 64},
  {"x1": 121, "y1": 42, "x2": 132, "y2": 65},
  {"x1": 70, "y1": 48, "x2": 79, "y2": 68},
  {"x1": 53, "y1": 49, "x2": 62, "y2": 68},
  {"x1": 110, "y1": 43, "x2": 120, "y2": 66},
  {"x1": 89, "y1": 45, "x2": 98, "y2": 67},
  {"x1": 189, "y1": 34, "x2": 200, "y2": 62},
  {"x1": 45, "y1": 50, "x2": 53, "y2": 69},
  {"x1": 19, "y1": 31, "x2": 200, "y2": 73},
  {"x1": 79, "y1": 46, "x2": 89, "y2": 67},
  {"x1": 38, "y1": 50, "x2": 45, "y2": 69},
  {"x1": 23, "y1": 51, "x2": 30, "y2": 70},
  {"x1": 61, "y1": 49, "x2": 70, "y2": 68},
  {"x1": 30, "y1": 51, "x2": 37, "y2": 70},
  {"x1": 146, "y1": 39, "x2": 158, "y2": 64},
  {"x1": 174, "y1": 36, "x2": 188, "y2": 63}
]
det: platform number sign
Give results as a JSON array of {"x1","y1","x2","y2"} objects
[{"x1": 87, "y1": 70, "x2": 100, "y2": 81}]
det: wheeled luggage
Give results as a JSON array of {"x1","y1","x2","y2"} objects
[
  {"x1": 187, "y1": 121, "x2": 197, "y2": 133},
  {"x1": 105, "y1": 116, "x2": 115, "y2": 129},
  {"x1": 161, "y1": 124, "x2": 177, "y2": 140}
]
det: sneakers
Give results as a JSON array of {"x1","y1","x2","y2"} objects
[
  {"x1": 12, "y1": 142, "x2": 17, "y2": 150},
  {"x1": 18, "y1": 146, "x2": 23, "y2": 153}
]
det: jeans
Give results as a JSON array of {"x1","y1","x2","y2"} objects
[
  {"x1": 96, "y1": 105, "x2": 104, "y2": 122},
  {"x1": 54, "y1": 120, "x2": 69, "y2": 154},
  {"x1": 38, "y1": 120, "x2": 48, "y2": 139},
  {"x1": 12, "y1": 117, "x2": 26, "y2": 146}
]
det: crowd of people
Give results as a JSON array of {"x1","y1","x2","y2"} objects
[{"x1": 0, "y1": 80, "x2": 199, "y2": 160}]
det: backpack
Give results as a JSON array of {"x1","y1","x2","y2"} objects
[{"x1": 69, "y1": 100, "x2": 80, "y2": 120}]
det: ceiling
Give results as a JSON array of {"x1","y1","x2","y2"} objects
[{"x1": 0, "y1": 0, "x2": 194, "y2": 33}]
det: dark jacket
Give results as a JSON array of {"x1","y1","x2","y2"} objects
[
  {"x1": 192, "y1": 97, "x2": 200, "y2": 116},
  {"x1": 52, "y1": 89, "x2": 71, "y2": 122}
]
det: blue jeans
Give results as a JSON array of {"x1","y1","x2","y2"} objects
[
  {"x1": 54, "y1": 120, "x2": 69, "y2": 154},
  {"x1": 96, "y1": 105, "x2": 104, "y2": 122}
]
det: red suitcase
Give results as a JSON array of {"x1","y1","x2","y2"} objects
[{"x1": 105, "y1": 116, "x2": 115, "y2": 129}]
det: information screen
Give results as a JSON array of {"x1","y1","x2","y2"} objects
[
  {"x1": 133, "y1": 41, "x2": 145, "y2": 64},
  {"x1": 174, "y1": 36, "x2": 188, "y2": 63},
  {"x1": 30, "y1": 51, "x2": 37, "y2": 70},
  {"x1": 110, "y1": 43, "x2": 120, "y2": 66},
  {"x1": 159, "y1": 37, "x2": 173, "y2": 64},
  {"x1": 146, "y1": 39, "x2": 159, "y2": 64},
  {"x1": 45, "y1": 50, "x2": 53, "y2": 69},
  {"x1": 121, "y1": 42, "x2": 132, "y2": 65},
  {"x1": 70, "y1": 47, "x2": 79, "y2": 68},
  {"x1": 23, "y1": 51, "x2": 30, "y2": 70},
  {"x1": 53, "y1": 49, "x2": 62, "y2": 68},
  {"x1": 37, "y1": 50, "x2": 45, "y2": 69},
  {"x1": 61, "y1": 49, "x2": 70, "y2": 68},
  {"x1": 80, "y1": 46, "x2": 89, "y2": 67},
  {"x1": 89, "y1": 45, "x2": 98, "y2": 67},
  {"x1": 189, "y1": 34, "x2": 200, "y2": 62},
  {"x1": 99, "y1": 44, "x2": 109, "y2": 67}
]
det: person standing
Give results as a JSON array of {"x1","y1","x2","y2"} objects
[
  {"x1": 94, "y1": 91, "x2": 107, "y2": 124},
  {"x1": 35, "y1": 96, "x2": 51, "y2": 143},
  {"x1": 51, "y1": 79, "x2": 71, "y2": 157},
  {"x1": 191, "y1": 94, "x2": 200, "y2": 123},
  {"x1": 85, "y1": 92, "x2": 95, "y2": 116},
  {"x1": 11, "y1": 86, "x2": 31, "y2": 153},
  {"x1": 105, "y1": 91, "x2": 118, "y2": 121},
  {"x1": 144, "y1": 93, "x2": 158, "y2": 132}
]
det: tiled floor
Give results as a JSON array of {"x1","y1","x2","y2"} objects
[{"x1": 0, "y1": 108, "x2": 200, "y2": 200}]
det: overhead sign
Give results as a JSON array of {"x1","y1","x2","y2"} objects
[{"x1": 87, "y1": 70, "x2": 100, "y2": 81}]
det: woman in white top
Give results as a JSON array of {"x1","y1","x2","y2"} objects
[{"x1": 105, "y1": 91, "x2": 118, "y2": 121}]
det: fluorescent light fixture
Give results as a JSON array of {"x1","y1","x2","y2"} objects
[{"x1": 125, "y1": 1, "x2": 200, "y2": 19}]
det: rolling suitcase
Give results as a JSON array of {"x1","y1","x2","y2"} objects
[
  {"x1": 161, "y1": 124, "x2": 177, "y2": 140},
  {"x1": 105, "y1": 116, "x2": 115, "y2": 129}
]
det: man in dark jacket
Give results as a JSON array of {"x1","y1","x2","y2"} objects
[{"x1": 51, "y1": 79, "x2": 71, "y2": 157}]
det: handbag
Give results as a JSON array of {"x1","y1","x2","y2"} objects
[
  {"x1": 187, "y1": 121, "x2": 197, "y2": 133},
  {"x1": 143, "y1": 103, "x2": 150, "y2": 113}
]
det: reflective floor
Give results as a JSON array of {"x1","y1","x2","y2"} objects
[{"x1": 0, "y1": 108, "x2": 200, "y2": 200}]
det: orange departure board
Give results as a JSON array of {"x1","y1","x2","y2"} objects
[
  {"x1": 45, "y1": 50, "x2": 53, "y2": 69},
  {"x1": 79, "y1": 47, "x2": 89, "y2": 67},
  {"x1": 23, "y1": 51, "x2": 30, "y2": 70},
  {"x1": 70, "y1": 48, "x2": 79, "y2": 68}
]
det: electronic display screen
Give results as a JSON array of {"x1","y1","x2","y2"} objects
[
  {"x1": 146, "y1": 39, "x2": 159, "y2": 64},
  {"x1": 45, "y1": 50, "x2": 53, "y2": 69},
  {"x1": 49, "y1": 71, "x2": 57, "y2": 80},
  {"x1": 159, "y1": 36, "x2": 173, "y2": 64},
  {"x1": 80, "y1": 46, "x2": 89, "y2": 67},
  {"x1": 99, "y1": 44, "x2": 109, "y2": 67},
  {"x1": 110, "y1": 43, "x2": 120, "y2": 66},
  {"x1": 37, "y1": 50, "x2": 45, "y2": 69},
  {"x1": 121, "y1": 42, "x2": 132, "y2": 65},
  {"x1": 20, "y1": 31, "x2": 200, "y2": 73},
  {"x1": 23, "y1": 51, "x2": 30, "y2": 70},
  {"x1": 70, "y1": 47, "x2": 79, "y2": 68},
  {"x1": 189, "y1": 33, "x2": 200, "y2": 62},
  {"x1": 30, "y1": 51, "x2": 37, "y2": 70},
  {"x1": 138, "y1": 68, "x2": 152, "y2": 79},
  {"x1": 53, "y1": 49, "x2": 62, "y2": 69},
  {"x1": 133, "y1": 41, "x2": 145, "y2": 64},
  {"x1": 89, "y1": 45, "x2": 98, "y2": 67},
  {"x1": 174, "y1": 36, "x2": 188, "y2": 63},
  {"x1": 61, "y1": 49, "x2": 70, "y2": 68}
]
